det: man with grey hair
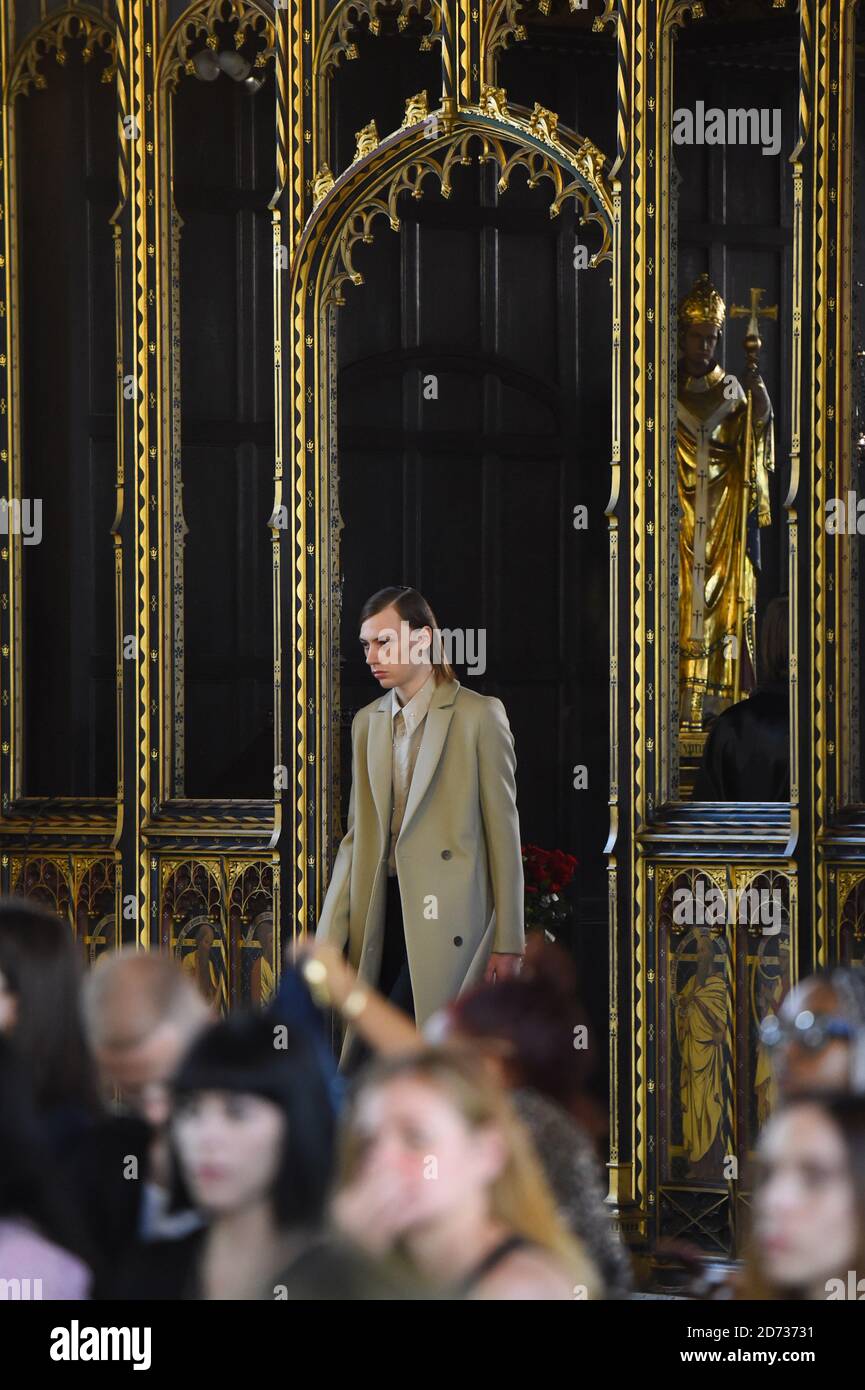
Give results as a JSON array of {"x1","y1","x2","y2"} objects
[{"x1": 82, "y1": 950, "x2": 213, "y2": 1244}]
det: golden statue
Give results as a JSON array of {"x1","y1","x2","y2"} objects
[{"x1": 676, "y1": 274, "x2": 775, "y2": 731}]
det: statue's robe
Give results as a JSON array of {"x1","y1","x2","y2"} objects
[
  {"x1": 677, "y1": 362, "x2": 774, "y2": 730},
  {"x1": 676, "y1": 967, "x2": 728, "y2": 1164}
]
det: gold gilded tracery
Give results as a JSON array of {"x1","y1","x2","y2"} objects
[
  {"x1": 311, "y1": 0, "x2": 451, "y2": 178},
  {"x1": 160, "y1": 0, "x2": 276, "y2": 91},
  {"x1": 319, "y1": 102, "x2": 613, "y2": 308},
  {"x1": 7, "y1": 8, "x2": 116, "y2": 101},
  {"x1": 315, "y1": 0, "x2": 448, "y2": 75}
]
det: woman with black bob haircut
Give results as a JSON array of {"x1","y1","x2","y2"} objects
[{"x1": 117, "y1": 1011, "x2": 336, "y2": 1300}]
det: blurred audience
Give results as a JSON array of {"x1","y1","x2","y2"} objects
[
  {"x1": 83, "y1": 949, "x2": 213, "y2": 1131},
  {"x1": 0, "y1": 898, "x2": 100, "y2": 1136},
  {"x1": 82, "y1": 949, "x2": 213, "y2": 1257},
  {"x1": 8, "y1": 888, "x2": 865, "y2": 1302},
  {"x1": 0, "y1": 900, "x2": 144, "y2": 1291},
  {"x1": 300, "y1": 934, "x2": 632, "y2": 1296},
  {"x1": 332, "y1": 1046, "x2": 599, "y2": 1299},
  {"x1": 761, "y1": 966, "x2": 865, "y2": 1098},
  {"x1": 118, "y1": 1013, "x2": 336, "y2": 1299},
  {"x1": 740, "y1": 1093, "x2": 865, "y2": 1300},
  {"x1": 0, "y1": 1035, "x2": 93, "y2": 1298}
]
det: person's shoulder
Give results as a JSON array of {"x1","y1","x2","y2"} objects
[
  {"x1": 512, "y1": 1087, "x2": 588, "y2": 1149},
  {"x1": 114, "y1": 1229, "x2": 204, "y2": 1301},
  {"x1": 748, "y1": 686, "x2": 789, "y2": 718},
  {"x1": 87, "y1": 1111, "x2": 152, "y2": 1154},
  {"x1": 452, "y1": 684, "x2": 506, "y2": 722},
  {"x1": 712, "y1": 689, "x2": 787, "y2": 740},
  {"x1": 473, "y1": 1245, "x2": 574, "y2": 1301},
  {"x1": 275, "y1": 1233, "x2": 424, "y2": 1300},
  {"x1": 705, "y1": 699, "x2": 748, "y2": 741},
  {"x1": 0, "y1": 1220, "x2": 92, "y2": 1299},
  {"x1": 351, "y1": 692, "x2": 389, "y2": 727}
]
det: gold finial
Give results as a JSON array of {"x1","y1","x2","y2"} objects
[
  {"x1": 678, "y1": 272, "x2": 726, "y2": 329},
  {"x1": 480, "y1": 85, "x2": 508, "y2": 119},
  {"x1": 530, "y1": 103, "x2": 559, "y2": 143},
  {"x1": 352, "y1": 119, "x2": 379, "y2": 164},
  {"x1": 574, "y1": 136, "x2": 606, "y2": 184},
  {"x1": 402, "y1": 91, "x2": 430, "y2": 127},
  {"x1": 312, "y1": 164, "x2": 335, "y2": 208}
]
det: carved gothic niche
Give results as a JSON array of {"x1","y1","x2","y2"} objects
[
  {"x1": 491, "y1": 0, "x2": 617, "y2": 159},
  {"x1": 161, "y1": 858, "x2": 228, "y2": 1008},
  {"x1": 317, "y1": 1, "x2": 444, "y2": 176},
  {"x1": 663, "y1": 0, "x2": 798, "y2": 809},
  {"x1": 157, "y1": 1, "x2": 278, "y2": 799},
  {"x1": 5, "y1": 14, "x2": 118, "y2": 802},
  {"x1": 307, "y1": 75, "x2": 617, "y2": 977},
  {"x1": 228, "y1": 859, "x2": 277, "y2": 1007}
]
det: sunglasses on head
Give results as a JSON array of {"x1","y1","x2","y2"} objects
[{"x1": 759, "y1": 1010, "x2": 856, "y2": 1051}]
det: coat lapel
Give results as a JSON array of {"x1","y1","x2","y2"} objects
[
  {"x1": 367, "y1": 692, "x2": 393, "y2": 845},
  {"x1": 398, "y1": 678, "x2": 460, "y2": 841}
]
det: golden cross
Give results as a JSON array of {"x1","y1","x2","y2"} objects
[{"x1": 729, "y1": 287, "x2": 778, "y2": 338}]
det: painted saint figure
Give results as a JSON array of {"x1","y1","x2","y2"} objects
[{"x1": 675, "y1": 930, "x2": 727, "y2": 1166}]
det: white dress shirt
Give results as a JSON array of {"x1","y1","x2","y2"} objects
[{"x1": 387, "y1": 671, "x2": 436, "y2": 876}]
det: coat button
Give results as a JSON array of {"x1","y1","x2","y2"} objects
[
  {"x1": 453, "y1": 936, "x2": 463, "y2": 947},
  {"x1": 441, "y1": 849, "x2": 452, "y2": 860}
]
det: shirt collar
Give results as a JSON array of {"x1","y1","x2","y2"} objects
[{"x1": 391, "y1": 672, "x2": 436, "y2": 733}]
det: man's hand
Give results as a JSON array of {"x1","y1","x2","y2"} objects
[{"x1": 484, "y1": 951, "x2": 523, "y2": 983}]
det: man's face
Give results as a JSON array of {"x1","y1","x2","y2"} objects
[
  {"x1": 95, "y1": 1017, "x2": 188, "y2": 1129},
  {"x1": 359, "y1": 603, "x2": 431, "y2": 690},
  {"x1": 682, "y1": 321, "x2": 719, "y2": 376}
]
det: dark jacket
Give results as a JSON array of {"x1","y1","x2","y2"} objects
[{"x1": 693, "y1": 683, "x2": 789, "y2": 801}]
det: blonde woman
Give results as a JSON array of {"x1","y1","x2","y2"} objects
[{"x1": 331, "y1": 1047, "x2": 598, "y2": 1300}]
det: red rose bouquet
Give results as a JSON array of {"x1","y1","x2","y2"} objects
[{"x1": 521, "y1": 844, "x2": 578, "y2": 937}]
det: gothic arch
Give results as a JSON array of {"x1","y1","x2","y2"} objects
[
  {"x1": 157, "y1": 0, "x2": 275, "y2": 90},
  {"x1": 6, "y1": 6, "x2": 115, "y2": 101},
  {"x1": 297, "y1": 92, "x2": 615, "y2": 297},
  {"x1": 311, "y1": 0, "x2": 450, "y2": 179},
  {"x1": 280, "y1": 90, "x2": 621, "y2": 930}
]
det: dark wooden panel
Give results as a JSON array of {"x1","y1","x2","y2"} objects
[
  {"x1": 173, "y1": 69, "x2": 275, "y2": 797},
  {"x1": 17, "y1": 44, "x2": 117, "y2": 797}
]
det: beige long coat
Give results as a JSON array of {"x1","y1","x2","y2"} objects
[{"x1": 315, "y1": 677, "x2": 525, "y2": 1058}]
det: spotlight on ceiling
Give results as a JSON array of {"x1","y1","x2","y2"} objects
[{"x1": 243, "y1": 73, "x2": 264, "y2": 94}]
